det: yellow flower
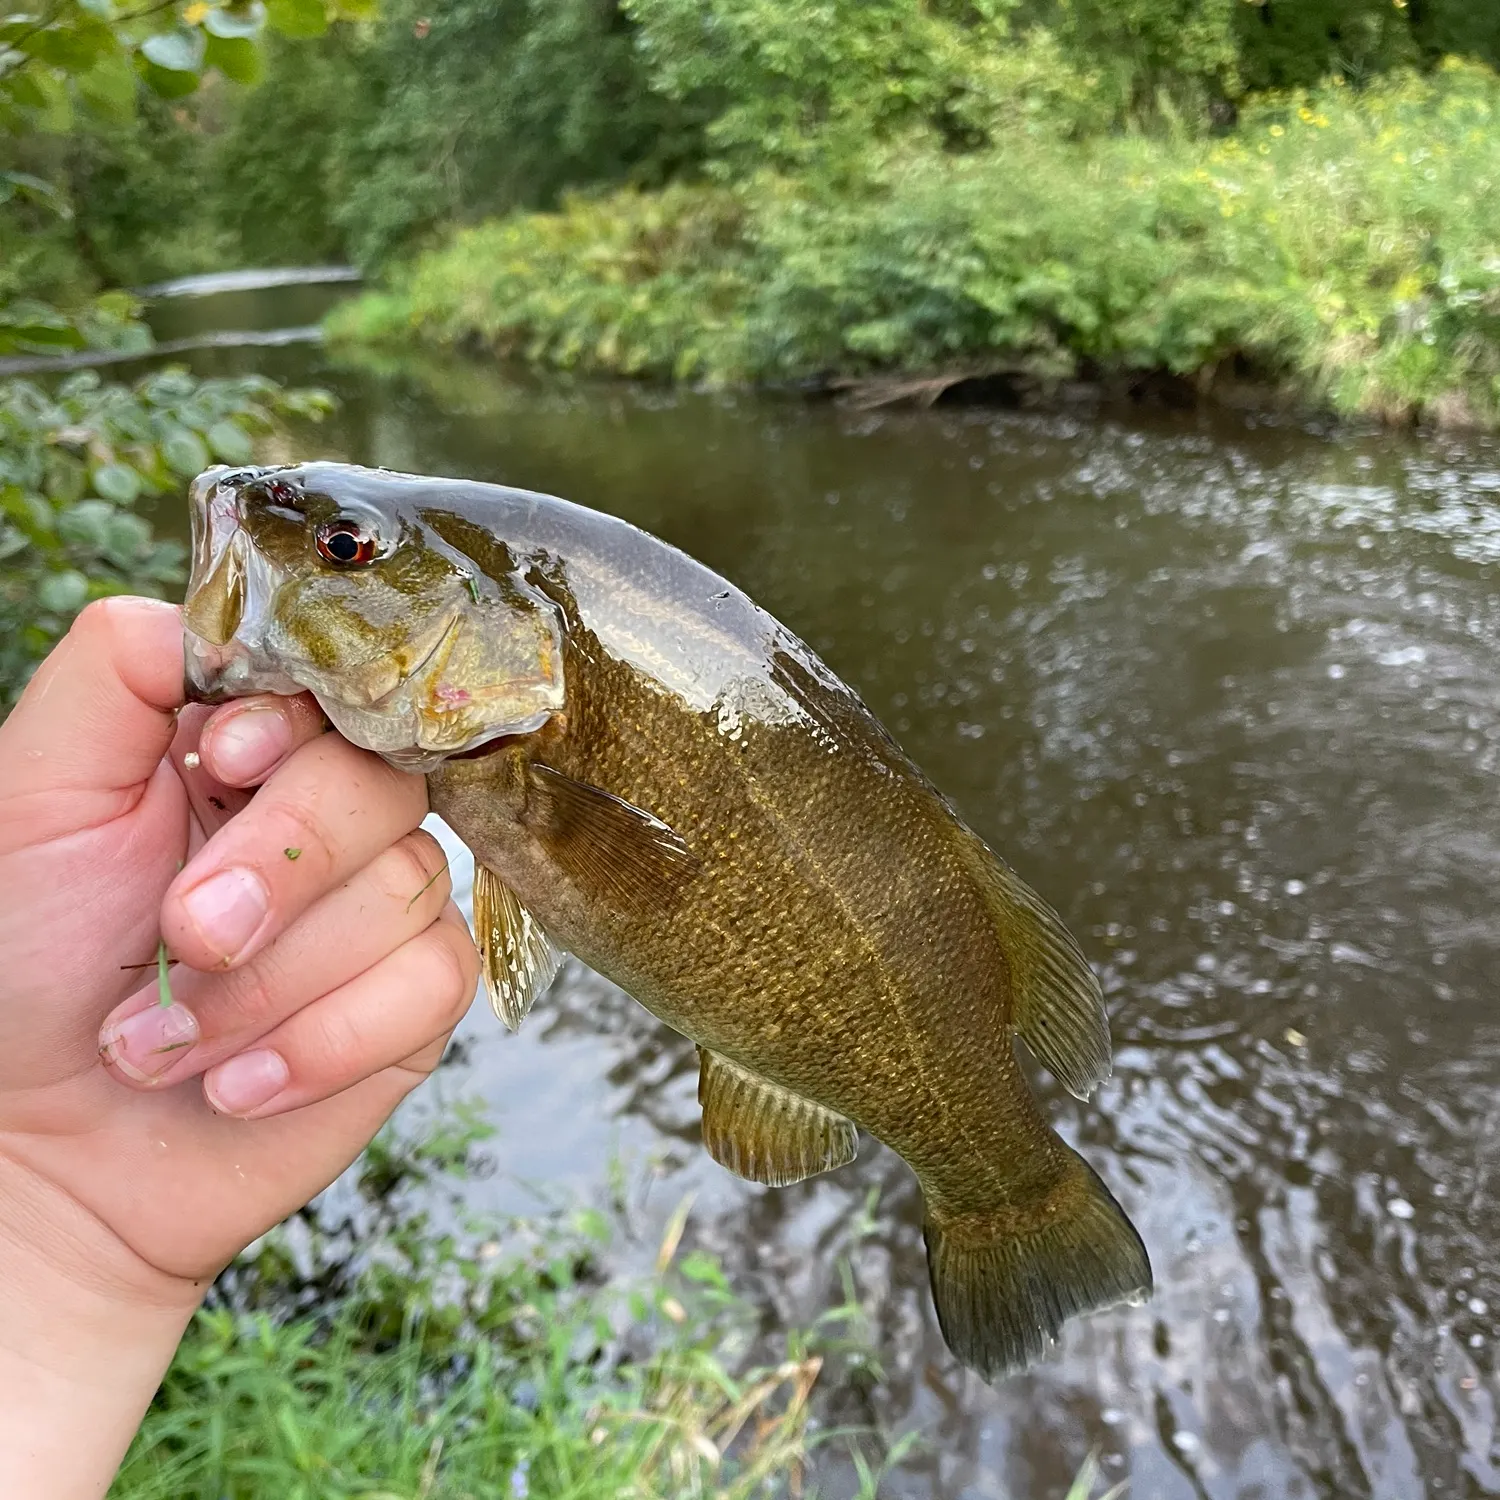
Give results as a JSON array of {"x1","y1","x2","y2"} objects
[
  {"x1": 1299, "y1": 107, "x2": 1314, "y2": 122},
  {"x1": 1269, "y1": 124, "x2": 1285, "y2": 137},
  {"x1": 183, "y1": 1, "x2": 209, "y2": 22},
  {"x1": 1314, "y1": 114, "x2": 1329, "y2": 127}
]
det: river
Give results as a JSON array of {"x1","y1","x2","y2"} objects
[{"x1": 134, "y1": 279, "x2": 1500, "y2": 1499}]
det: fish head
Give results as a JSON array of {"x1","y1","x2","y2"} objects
[{"x1": 183, "y1": 462, "x2": 566, "y2": 770}]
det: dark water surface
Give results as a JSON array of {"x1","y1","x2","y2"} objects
[{"x1": 151, "y1": 287, "x2": 1500, "y2": 1499}]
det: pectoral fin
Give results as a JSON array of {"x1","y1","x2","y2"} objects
[
  {"x1": 698, "y1": 1048, "x2": 858, "y2": 1187},
  {"x1": 968, "y1": 844, "x2": 1110, "y2": 1101},
  {"x1": 524, "y1": 763, "x2": 699, "y2": 915},
  {"x1": 473, "y1": 863, "x2": 562, "y2": 1030}
]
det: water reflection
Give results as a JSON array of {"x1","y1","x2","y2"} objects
[{"x1": 159, "y1": 318, "x2": 1500, "y2": 1499}]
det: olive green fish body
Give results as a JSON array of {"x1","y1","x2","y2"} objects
[
  {"x1": 182, "y1": 461, "x2": 1152, "y2": 1379},
  {"x1": 433, "y1": 632, "x2": 1057, "y2": 1213}
]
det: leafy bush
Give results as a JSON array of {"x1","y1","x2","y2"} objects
[
  {"x1": 0, "y1": 367, "x2": 332, "y2": 709},
  {"x1": 334, "y1": 60, "x2": 1500, "y2": 427}
]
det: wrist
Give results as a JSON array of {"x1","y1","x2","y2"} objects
[{"x1": 0, "y1": 1151, "x2": 201, "y2": 1499}]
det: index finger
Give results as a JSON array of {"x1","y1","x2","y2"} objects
[{"x1": 160, "y1": 730, "x2": 429, "y2": 971}]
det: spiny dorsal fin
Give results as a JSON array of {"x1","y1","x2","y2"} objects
[
  {"x1": 473, "y1": 863, "x2": 562, "y2": 1031},
  {"x1": 965, "y1": 840, "x2": 1110, "y2": 1101},
  {"x1": 524, "y1": 763, "x2": 700, "y2": 915},
  {"x1": 698, "y1": 1048, "x2": 859, "y2": 1187}
]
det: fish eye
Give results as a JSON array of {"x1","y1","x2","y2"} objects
[{"x1": 315, "y1": 518, "x2": 381, "y2": 567}]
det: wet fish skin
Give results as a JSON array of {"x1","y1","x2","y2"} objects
[{"x1": 181, "y1": 461, "x2": 1152, "y2": 1379}]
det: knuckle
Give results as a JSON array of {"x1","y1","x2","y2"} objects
[
  {"x1": 213, "y1": 953, "x2": 289, "y2": 1033},
  {"x1": 301, "y1": 1001, "x2": 362, "y2": 1077},
  {"x1": 416, "y1": 921, "x2": 480, "y2": 1019},
  {"x1": 371, "y1": 830, "x2": 450, "y2": 909}
]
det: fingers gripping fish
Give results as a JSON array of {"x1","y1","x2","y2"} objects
[{"x1": 181, "y1": 461, "x2": 1152, "y2": 1380}]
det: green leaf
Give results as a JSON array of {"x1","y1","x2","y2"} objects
[
  {"x1": 38, "y1": 569, "x2": 90, "y2": 615},
  {"x1": 78, "y1": 52, "x2": 138, "y2": 120},
  {"x1": 0, "y1": 171, "x2": 65, "y2": 212},
  {"x1": 140, "y1": 29, "x2": 206, "y2": 75},
  {"x1": 3, "y1": 492, "x2": 54, "y2": 534},
  {"x1": 18, "y1": 19, "x2": 115, "y2": 71},
  {"x1": 2, "y1": 321, "x2": 86, "y2": 350},
  {"x1": 27, "y1": 66, "x2": 73, "y2": 133},
  {"x1": 137, "y1": 57, "x2": 201, "y2": 98},
  {"x1": 58, "y1": 499, "x2": 114, "y2": 549},
  {"x1": 104, "y1": 510, "x2": 151, "y2": 562},
  {"x1": 265, "y1": 0, "x2": 328, "y2": 39},
  {"x1": 205, "y1": 4, "x2": 266, "y2": 39},
  {"x1": 92, "y1": 462, "x2": 142, "y2": 506},
  {"x1": 206, "y1": 419, "x2": 255, "y2": 463},
  {"x1": 160, "y1": 429, "x2": 210, "y2": 477},
  {"x1": 204, "y1": 32, "x2": 262, "y2": 85}
]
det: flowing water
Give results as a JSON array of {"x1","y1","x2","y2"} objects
[{"x1": 141, "y1": 284, "x2": 1500, "y2": 1498}]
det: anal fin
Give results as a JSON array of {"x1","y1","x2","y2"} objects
[
  {"x1": 698, "y1": 1048, "x2": 858, "y2": 1187},
  {"x1": 473, "y1": 863, "x2": 563, "y2": 1030}
]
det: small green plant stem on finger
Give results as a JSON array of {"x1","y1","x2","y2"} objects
[{"x1": 407, "y1": 858, "x2": 449, "y2": 912}]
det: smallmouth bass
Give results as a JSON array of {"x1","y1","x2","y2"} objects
[{"x1": 182, "y1": 461, "x2": 1152, "y2": 1378}]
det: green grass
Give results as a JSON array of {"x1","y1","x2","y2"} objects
[
  {"x1": 111, "y1": 1105, "x2": 892, "y2": 1500},
  {"x1": 330, "y1": 59, "x2": 1500, "y2": 428}
]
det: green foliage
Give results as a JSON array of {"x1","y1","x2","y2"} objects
[
  {"x1": 112, "y1": 1106, "x2": 886, "y2": 1500},
  {"x1": 337, "y1": 60, "x2": 1500, "y2": 428},
  {"x1": 624, "y1": 0, "x2": 1117, "y2": 173},
  {"x1": 0, "y1": 0, "x2": 376, "y2": 348},
  {"x1": 198, "y1": 0, "x2": 707, "y2": 274},
  {"x1": 1016, "y1": 0, "x2": 1243, "y2": 120},
  {"x1": 0, "y1": 366, "x2": 332, "y2": 708}
]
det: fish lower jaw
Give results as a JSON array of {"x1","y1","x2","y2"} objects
[{"x1": 184, "y1": 633, "x2": 303, "y2": 703}]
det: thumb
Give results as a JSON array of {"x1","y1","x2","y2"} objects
[{"x1": 0, "y1": 598, "x2": 185, "y2": 843}]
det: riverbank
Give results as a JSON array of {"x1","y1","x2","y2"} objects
[
  {"x1": 112, "y1": 1104, "x2": 885, "y2": 1499},
  {"x1": 328, "y1": 61, "x2": 1500, "y2": 431}
]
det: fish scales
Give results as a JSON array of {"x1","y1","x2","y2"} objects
[
  {"x1": 438, "y1": 624, "x2": 1058, "y2": 1211},
  {"x1": 181, "y1": 460, "x2": 1152, "y2": 1379}
]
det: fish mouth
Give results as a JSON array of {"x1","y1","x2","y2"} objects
[{"x1": 183, "y1": 466, "x2": 303, "y2": 704}]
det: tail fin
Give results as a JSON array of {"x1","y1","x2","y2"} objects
[{"x1": 924, "y1": 1149, "x2": 1151, "y2": 1381}]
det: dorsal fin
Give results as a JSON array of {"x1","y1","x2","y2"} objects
[
  {"x1": 473, "y1": 863, "x2": 563, "y2": 1030},
  {"x1": 964, "y1": 840, "x2": 1110, "y2": 1100},
  {"x1": 698, "y1": 1048, "x2": 859, "y2": 1187}
]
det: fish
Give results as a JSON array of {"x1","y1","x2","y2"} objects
[{"x1": 181, "y1": 460, "x2": 1152, "y2": 1379}]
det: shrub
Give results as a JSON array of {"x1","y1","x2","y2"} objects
[
  {"x1": 0, "y1": 366, "x2": 333, "y2": 709},
  {"x1": 334, "y1": 60, "x2": 1500, "y2": 427}
]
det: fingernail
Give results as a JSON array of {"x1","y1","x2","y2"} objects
[
  {"x1": 205, "y1": 708, "x2": 294, "y2": 785},
  {"x1": 205, "y1": 1049, "x2": 289, "y2": 1116},
  {"x1": 99, "y1": 1003, "x2": 200, "y2": 1084},
  {"x1": 180, "y1": 867, "x2": 268, "y2": 964}
]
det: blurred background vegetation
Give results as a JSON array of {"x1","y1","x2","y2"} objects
[
  {"x1": 7, "y1": 0, "x2": 1499, "y2": 705},
  {"x1": 4, "y1": 0, "x2": 1500, "y2": 684}
]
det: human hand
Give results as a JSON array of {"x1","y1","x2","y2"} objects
[{"x1": 0, "y1": 597, "x2": 480, "y2": 1496}]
